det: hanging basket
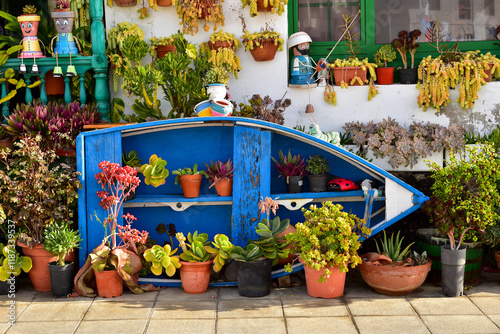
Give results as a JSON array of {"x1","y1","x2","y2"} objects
[
  {"x1": 257, "y1": 0, "x2": 272, "y2": 12},
  {"x1": 248, "y1": 39, "x2": 278, "y2": 62},
  {"x1": 157, "y1": 0, "x2": 173, "y2": 6},
  {"x1": 156, "y1": 45, "x2": 176, "y2": 59},
  {"x1": 208, "y1": 40, "x2": 234, "y2": 51},
  {"x1": 113, "y1": 0, "x2": 138, "y2": 6}
]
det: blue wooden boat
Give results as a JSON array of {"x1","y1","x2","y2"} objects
[{"x1": 77, "y1": 117, "x2": 428, "y2": 286}]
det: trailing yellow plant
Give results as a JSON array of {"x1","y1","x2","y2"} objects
[
  {"x1": 324, "y1": 85, "x2": 337, "y2": 106},
  {"x1": 200, "y1": 41, "x2": 241, "y2": 79},
  {"x1": 241, "y1": 29, "x2": 284, "y2": 51},
  {"x1": 368, "y1": 78, "x2": 379, "y2": 101},
  {"x1": 417, "y1": 51, "x2": 499, "y2": 111},
  {"x1": 176, "y1": 0, "x2": 224, "y2": 35},
  {"x1": 241, "y1": 0, "x2": 288, "y2": 17}
]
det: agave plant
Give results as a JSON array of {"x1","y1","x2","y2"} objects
[
  {"x1": 271, "y1": 149, "x2": 306, "y2": 177},
  {"x1": 140, "y1": 154, "x2": 169, "y2": 187},
  {"x1": 375, "y1": 230, "x2": 414, "y2": 262},
  {"x1": 204, "y1": 159, "x2": 234, "y2": 188},
  {"x1": 143, "y1": 244, "x2": 181, "y2": 276}
]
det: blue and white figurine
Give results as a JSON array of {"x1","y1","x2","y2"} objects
[{"x1": 288, "y1": 32, "x2": 316, "y2": 87}]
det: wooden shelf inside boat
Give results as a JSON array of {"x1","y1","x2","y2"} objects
[
  {"x1": 123, "y1": 194, "x2": 232, "y2": 211},
  {"x1": 273, "y1": 191, "x2": 385, "y2": 211}
]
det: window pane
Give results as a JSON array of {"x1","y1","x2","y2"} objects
[
  {"x1": 298, "y1": 0, "x2": 360, "y2": 42},
  {"x1": 374, "y1": 0, "x2": 500, "y2": 44}
]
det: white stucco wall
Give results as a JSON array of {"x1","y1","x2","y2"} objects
[{"x1": 104, "y1": 2, "x2": 500, "y2": 135}]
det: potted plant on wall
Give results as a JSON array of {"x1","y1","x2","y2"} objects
[
  {"x1": 305, "y1": 154, "x2": 330, "y2": 192},
  {"x1": 424, "y1": 143, "x2": 500, "y2": 297},
  {"x1": 272, "y1": 149, "x2": 306, "y2": 193},
  {"x1": 175, "y1": 231, "x2": 233, "y2": 293},
  {"x1": 392, "y1": 29, "x2": 421, "y2": 84},
  {"x1": 285, "y1": 201, "x2": 371, "y2": 298},
  {"x1": 44, "y1": 222, "x2": 82, "y2": 298},
  {"x1": 149, "y1": 35, "x2": 179, "y2": 59},
  {"x1": 173, "y1": 163, "x2": 208, "y2": 198},
  {"x1": 358, "y1": 231, "x2": 431, "y2": 295},
  {"x1": 176, "y1": 0, "x2": 225, "y2": 36},
  {"x1": 205, "y1": 159, "x2": 234, "y2": 196},
  {"x1": 230, "y1": 197, "x2": 290, "y2": 297},
  {"x1": 241, "y1": 0, "x2": 287, "y2": 17},
  {"x1": 0, "y1": 136, "x2": 80, "y2": 292},
  {"x1": 374, "y1": 44, "x2": 397, "y2": 85},
  {"x1": 241, "y1": 28, "x2": 284, "y2": 62}
]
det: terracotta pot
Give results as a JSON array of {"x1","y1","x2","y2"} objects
[
  {"x1": 276, "y1": 224, "x2": 297, "y2": 266},
  {"x1": 179, "y1": 260, "x2": 212, "y2": 294},
  {"x1": 17, "y1": 242, "x2": 76, "y2": 292},
  {"x1": 0, "y1": 138, "x2": 14, "y2": 151},
  {"x1": 495, "y1": 250, "x2": 500, "y2": 269},
  {"x1": 179, "y1": 174, "x2": 203, "y2": 198},
  {"x1": 214, "y1": 178, "x2": 232, "y2": 196},
  {"x1": 55, "y1": 147, "x2": 76, "y2": 158},
  {"x1": 301, "y1": 259, "x2": 346, "y2": 298},
  {"x1": 198, "y1": 0, "x2": 215, "y2": 19},
  {"x1": 156, "y1": 45, "x2": 176, "y2": 59},
  {"x1": 332, "y1": 67, "x2": 367, "y2": 86},
  {"x1": 113, "y1": 0, "x2": 137, "y2": 6},
  {"x1": 484, "y1": 63, "x2": 494, "y2": 82},
  {"x1": 375, "y1": 67, "x2": 394, "y2": 85},
  {"x1": 157, "y1": 0, "x2": 172, "y2": 6},
  {"x1": 249, "y1": 39, "x2": 279, "y2": 62},
  {"x1": 358, "y1": 258, "x2": 432, "y2": 295},
  {"x1": 257, "y1": 0, "x2": 272, "y2": 11},
  {"x1": 54, "y1": 8, "x2": 71, "y2": 12},
  {"x1": 208, "y1": 40, "x2": 234, "y2": 51},
  {"x1": 94, "y1": 269, "x2": 123, "y2": 298},
  {"x1": 45, "y1": 70, "x2": 65, "y2": 95}
]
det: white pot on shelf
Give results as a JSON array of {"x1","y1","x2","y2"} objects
[{"x1": 206, "y1": 84, "x2": 227, "y2": 101}]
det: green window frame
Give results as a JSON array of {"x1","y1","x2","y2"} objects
[{"x1": 287, "y1": 0, "x2": 500, "y2": 68}]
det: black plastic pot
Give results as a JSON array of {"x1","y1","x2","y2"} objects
[
  {"x1": 0, "y1": 276, "x2": 16, "y2": 295},
  {"x1": 441, "y1": 245, "x2": 466, "y2": 297},
  {"x1": 48, "y1": 261, "x2": 74, "y2": 298},
  {"x1": 286, "y1": 175, "x2": 304, "y2": 193},
  {"x1": 307, "y1": 174, "x2": 328, "y2": 192},
  {"x1": 236, "y1": 259, "x2": 273, "y2": 297},
  {"x1": 399, "y1": 67, "x2": 418, "y2": 84}
]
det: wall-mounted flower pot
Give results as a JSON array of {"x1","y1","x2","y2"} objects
[
  {"x1": 208, "y1": 40, "x2": 234, "y2": 51},
  {"x1": 249, "y1": 39, "x2": 278, "y2": 62},
  {"x1": 156, "y1": 45, "x2": 176, "y2": 59},
  {"x1": 48, "y1": 261, "x2": 74, "y2": 298},
  {"x1": 307, "y1": 174, "x2": 328, "y2": 192},
  {"x1": 179, "y1": 174, "x2": 203, "y2": 198},
  {"x1": 214, "y1": 178, "x2": 232, "y2": 196},
  {"x1": 376, "y1": 67, "x2": 394, "y2": 85},
  {"x1": 198, "y1": 0, "x2": 216, "y2": 19},
  {"x1": 399, "y1": 67, "x2": 418, "y2": 84},
  {"x1": 236, "y1": 259, "x2": 273, "y2": 297},
  {"x1": 94, "y1": 269, "x2": 123, "y2": 298},
  {"x1": 441, "y1": 244, "x2": 466, "y2": 297},
  {"x1": 179, "y1": 260, "x2": 212, "y2": 294},
  {"x1": 113, "y1": 0, "x2": 138, "y2": 6},
  {"x1": 286, "y1": 175, "x2": 304, "y2": 193},
  {"x1": 332, "y1": 67, "x2": 367, "y2": 86},
  {"x1": 257, "y1": 0, "x2": 272, "y2": 12},
  {"x1": 157, "y1": 0, "x2": 173, "y2": 6}
]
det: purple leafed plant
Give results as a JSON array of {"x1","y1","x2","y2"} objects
[
  {"x1": 205, "y1": 159, "x2": 234, "y2": 188},
  {"x1": 271, "y1": 149, "x2": 306, "y2": 177}
]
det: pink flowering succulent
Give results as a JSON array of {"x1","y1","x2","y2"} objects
[{"x1": 75, "y1": 161, "x2": 156, "y2": 297}]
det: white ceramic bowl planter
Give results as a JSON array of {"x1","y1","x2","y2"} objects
[{"x1": 206, "y1": 84, "x2": 227, "y2": 101}]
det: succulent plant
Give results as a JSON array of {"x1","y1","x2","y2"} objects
[
  {"x1": 271, "y1": 149, "x2": 306, "y2": 177},
  {"x1": 206, "y1": 234, "x2": 234, "y2": 272},
  {"x1": 122, "y1": 150, "x2": 143, "y2": 168},
  {"x1": 53, "y1": 0, "x2": 70, "y2": 9},
  {"x1": 250, "y1": 216, "x2": 290, "y2": 265},
  {"x1": 230, "y1": 243, "x2": 265, "y2": 262},
  {"x1": 140, "y1": 154, "x2": 169, "y2": 187},
  {"x1": 175, "y1": 231, "x2": 211, "y2": 262},
  {"x1": 172, "y1": 163, "x2": 208, "y2": 185},
  {"x1": 204, "y1": 159, "x2": 234, "y2": 188},
  {"x1": 374, "y1": 44, "x2": 397, "y2": 67},
  {"x1": 375, "y1": 230, "x2": 414, "y2": 262},
  {"x1": 43, "y1": 222, "x2": 82, "y2": 266},
  {"x1": 22, "y1": 5, "x2": 37, "y2": 15},
  {"x1": 305, "y1": 155, "x2": 330, "y2": 175},
  {"x1": 143, "y1": 244, "x2": 181, "y2": 276},
  {"x1": 0, "y1": 243, "x2": 32, "y2": 281}
]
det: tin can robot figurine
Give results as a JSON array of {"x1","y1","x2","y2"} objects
[{"x1": 288, "y1": 32, "x2": 316, "y2": 87}]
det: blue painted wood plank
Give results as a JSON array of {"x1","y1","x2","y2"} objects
[
  {"x1": 232, "y1": 126, "x2": 271, "y2": 246},
  {"x1": 124, "y1": 194, "x2": 232, "y2": 204},
  {"x1": 76, "y1": 134, "x2": 87, "y2": 266}
]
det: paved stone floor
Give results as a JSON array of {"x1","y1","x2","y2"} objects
[{"x1": 1, "y1": 271, "x2": 500, "y2": 334}]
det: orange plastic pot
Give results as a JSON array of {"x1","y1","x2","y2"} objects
[
  {"x1": 375, "y1": 67, "x2": 394, "y2": 85},
  {"x1": 94, "y1": 269, "x2": 123, "y2": 298},
  {"x1": 332, "y1": 67, "x2": 367, "y2": 86},
  {"x1": 301, "y1": 259, "x2": 346, "y2": 298},
  {"x1": 214, "y1": 178, "x2": 233, "y2": 196},
  {"x1": 208, "y1": 41, "x2": 234, "y2": 51},
  {"x1": 179, "y1": 174, "x2": 203, "y2": 198},
  {"x1": 179, "y1": 260, "x2": 212, "y2": 294},
  {"x1": 157, "y1": 0, "x2": 172, "y2": 6},
  {"x1": 18, "y1": 241, "x2": 76, "y2": 291}
]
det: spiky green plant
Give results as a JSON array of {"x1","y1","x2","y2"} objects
[
  {"x1": 375, "y1": 230, "x2": 414, "y2": 262},
  {"x1": 172, "y1": 163, "x2": 208, "y2": 185}
]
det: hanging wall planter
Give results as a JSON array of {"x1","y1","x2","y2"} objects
[
  {"x1": 113, "y1": 0, "x2": 138, "y2": 6},
  {"x1": 242, "y1": 30, "x2": 284, "y2": 62},
  {"x1": 249, "y1": 39, "x2": 278, "y2": 62},
  {"x1": 156, "y1": 45, "x2": 176, "y2": 59},
  {"x1": 157, "y1": 0, "x2": 173, "y2": 6}
]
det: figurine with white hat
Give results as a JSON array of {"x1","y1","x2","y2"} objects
[{"x1": 288, "y1": 32, "x2": 316, "y2": 87}]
